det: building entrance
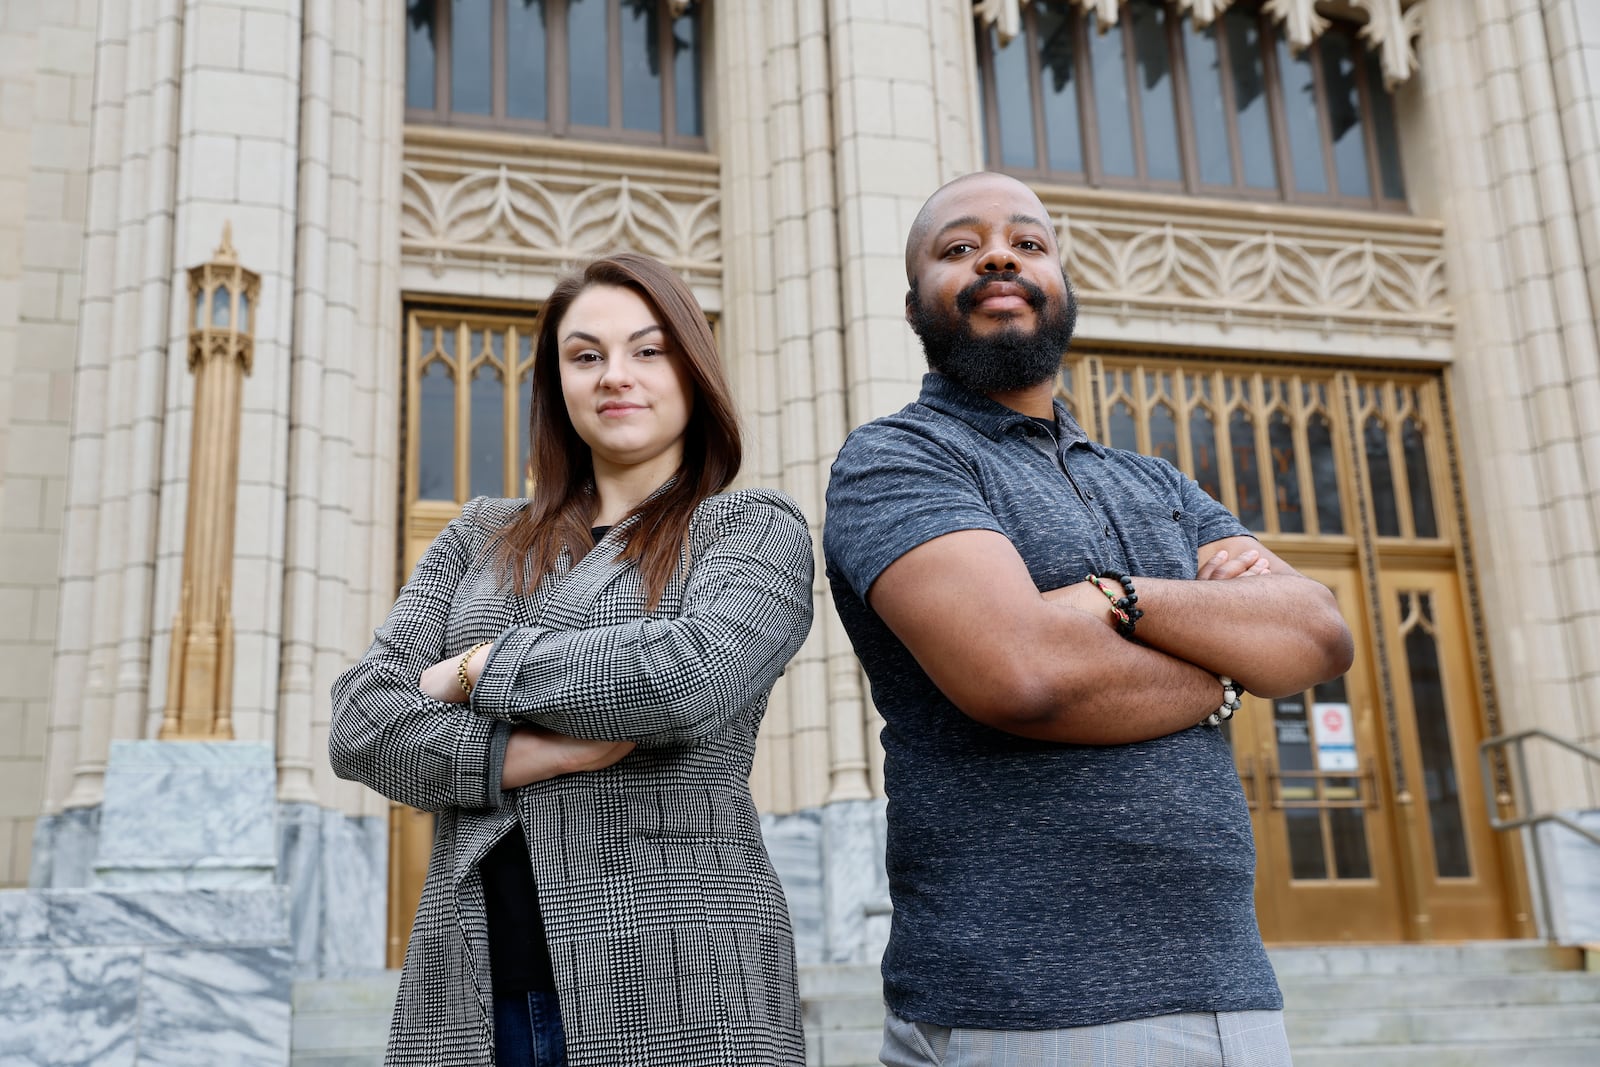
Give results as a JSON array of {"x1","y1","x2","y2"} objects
[{"x1": 1061, "y1": 353, "x2": 1530, "y2": 943}]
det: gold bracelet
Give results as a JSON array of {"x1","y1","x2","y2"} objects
[{"x1": 457, "y1": 641, "x2": 493, "y2": 698}]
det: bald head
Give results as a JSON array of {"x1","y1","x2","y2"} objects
[{"x1": 905, "y1": 172, "x2": 1053, "y2": 284}]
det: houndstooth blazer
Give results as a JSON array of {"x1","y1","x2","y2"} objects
[{"x1": 329, "y1": 488, "x2": 814, "y2": 1067}]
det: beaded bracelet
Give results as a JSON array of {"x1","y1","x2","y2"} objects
[
  {"x1": 1095, "y1": 568, "x2": 1143, "y2": 639},
  {"x1": 1201, "y1": 675, "x2": 1242, "y2": 727},
  {"x1": 1085, "y1": 573, "x2": 1132, "y2": 630},
  {"x1": 456, "y1": 640, "x2": 493, "y2": 698}
]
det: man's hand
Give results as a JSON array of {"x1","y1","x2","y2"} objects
[
  {"x1": 1198, "y1": 546, "x2": 1270, "y2": 580},
  {"x1": 502, "y1": 726, "x2": 636, "y2": 789}
]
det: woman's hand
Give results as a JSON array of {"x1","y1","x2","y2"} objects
[
  {"x1": 419, "y1": 644, "x2": 492, "y2": 703},
  {"x1": 502, "y1": 725, "x2": 637, "y2": 789}
]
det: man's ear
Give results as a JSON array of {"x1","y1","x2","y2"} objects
[{"x1": 904, "y1": 289, "x2": 914, "y2": 324}]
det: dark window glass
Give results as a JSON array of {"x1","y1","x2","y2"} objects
[
  {"x1": 1090, "y1": 12, "x2": 1136, "y2": 177},
  {"x1": 1276, "y1": 35, "x2": 1327, "y2": 195},
  {"x1": 1190, "y1": 401, "x2": 1221, "y2": 501},
  {"x1": 1365, "y1": 415, "x2": 1400, "y2": 536},
  {"x1": 992, "y1": 26, "x2": 1038, "y2": 170},
  {"x1": 451, "y1": 0, "x2": 493, "y2": 115},
  {"x1": 1130, "y1": 0, "x2": 1180, "y2": 182},
  {"x1": 621, "y1": 0, "x2": 662, "y2": 132},
  {"x1": 569, "y1": 0, "x2": 610, "y2": 126},
  {"x1": 1037, "y1": 4, "x2": 1082, "y2": 173},
  {"x1": 1314, "y1": 676, "x2": 1373, "y2": 880},
  {"x1": 1182, "y1": 18, "x2": 1232, "y2": 186},
  {"x1": 1150, "y1": 402, "x2": 1178, "y2": 467},
  {"x1": 1110, "y1": 399, "x2": 1137, "y2": 453},
  {"x1": 1269, "y1": 408, "x2": 1302, "y2": 533},
  {"x1": 470, "y1": 358, "x2": 505, "y2": 497},
  {"x1": 419, "y1": 356, "x2": 456, "y2": 500},
  {"x1": 1318, "y1": 32, "x2": 1370, "y2": 199},
  {"x1": 506, "y1": 0, "x2": 548, "y2": 121},
  {"x1": 407, "y1": 1, "x2": 438, "y2": 110},
  {"x1": 1367, "y1": 51, "x2": 1406, "y2": 201},
  {"x1": 672, "y1": 9, "x2": 701, "y2": 136},
  {"x1": 1231, "y1": 407, "x2": 1263, "y2": 530},
  {"x1": 1224, "y1": 9, "x2": 1276, "y2": 189},
  {"x1": 974, "y1": 7, "x2": 1404, "y2": 209},
  {"x1": 1307, "y1": 410, "x2": 1343, "y2": 535},
  {"x1": 1403, "y1": 594, "x2": 1472, "y2": 878},
  {"x1": 1403, "y1": 416, "x2": 1437, "y2": 538}
]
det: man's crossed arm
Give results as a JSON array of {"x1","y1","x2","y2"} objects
[{"x1": 865, "y1": 530, "x2": 1354, "y2": 745}]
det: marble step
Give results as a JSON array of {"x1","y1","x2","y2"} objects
[
  {"x1": 1280, "y1": 969, "x2": 1600, "y2": 1010},
  {"x1": 1268, "y1": 941, "x2": 1582, "y2": 977},
  {"x1": 290, "y1": 973, "x2": 399, "y2": 1067},
  {"x1": 1291, "y1": 1040, "x2": 1600, "y2": 1067},
  {"x1": 1286, "y1": 1002, "x2": 1600, "y2": 1046}
]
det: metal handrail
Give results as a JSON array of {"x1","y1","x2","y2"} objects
[
  {"x1": 1481, "y1": 728, "x2": 1600, "y2": 939},
  {"x1": 1480, "y1": 728, "x2": 1600, "y2": 849}
]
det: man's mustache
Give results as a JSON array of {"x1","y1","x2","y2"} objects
[{"x1": 955, "y1": 273, "x2": 1049, "y2": 315}]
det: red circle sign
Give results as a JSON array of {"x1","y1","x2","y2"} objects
[{"x1": 1322, "y1": 708, "x2": 1344, "y2": 732}]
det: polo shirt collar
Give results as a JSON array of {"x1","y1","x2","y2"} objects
[{"x1": 917, "y1": 372, "x2": 1105, "y2": 456}]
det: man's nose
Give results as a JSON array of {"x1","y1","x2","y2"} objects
[{"x1": 979, "y1": 241, "x2": 1018, "y2": 273}]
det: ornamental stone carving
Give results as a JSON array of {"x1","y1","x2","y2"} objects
[
  {"x1": 1046, "y1": 189, "x2": 1451, "y2": 340},
  {"x1": 401, "y1": 129, "x2": 721, "y2": 296},
  {"x1": 975, "y1": 0, "x2": 1423, "y2": 89}
]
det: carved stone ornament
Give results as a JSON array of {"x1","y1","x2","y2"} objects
[
  {"x1": 1043, "y1": 189, "x2": 1451, "y2": 341},
  {"x1": 402, "y1": 130, "x2": 720, "y2": 291},
  {"x1": 975, "y1": 0, "x2": 1423, "y2": 88}
]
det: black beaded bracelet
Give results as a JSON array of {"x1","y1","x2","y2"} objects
[{"x1": 1096, "y1": 568, "x2": 1143, "y2": 639}]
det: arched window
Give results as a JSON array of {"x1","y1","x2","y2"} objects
[
  {"x1": 977, "y1": 0, "x2": 1405, "y2": 209},
  {"x1": 406, "y1": 0, "x2": 705, "y2": 146}
]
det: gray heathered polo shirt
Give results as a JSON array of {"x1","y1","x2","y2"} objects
[{"x1": 824, "y1": 372, "x2": 1281, "y2": 1030}]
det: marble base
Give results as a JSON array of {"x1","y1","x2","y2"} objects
[
  {"x1": 762, "y1": 798, "x2": 890, "y2": 966},
  {"x1": 0, "y1": 886, "x2": 292, "y2": 1067},
  {"x1": 28, "y1": 807, "x2": 100, "y2": 889},
  {"x1": 95, "y1": 741, "x2": 277, "y2": 888},
  {"x1": 277, "y1": 803, "x2": 388, "y2": 979},
  {"x1": 1535, "y1": 809, "x2": 1600, "y2": 944}
]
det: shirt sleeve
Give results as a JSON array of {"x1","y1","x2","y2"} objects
[
  {"x1": 328, "y1": 517, "x2": 509, "y2": 813},
  {"x1": 1183, "y1": 474, "x2": 1251, "y2": 546},
  {"x1": 823, "y1": 421, "x2": 1007, "y2": 601},
  {"x1": 466, "y1": 491, "x2": 815, "y2": 748}
]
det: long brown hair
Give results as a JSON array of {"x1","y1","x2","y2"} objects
[{"x1": 495, "y1": 252, "x2": 742, "y2": 604}]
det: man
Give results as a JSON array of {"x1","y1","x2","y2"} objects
[{"x1": 823, "y1": 172, "x2": 1354, "y2": 1066}]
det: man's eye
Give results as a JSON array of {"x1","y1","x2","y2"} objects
[
  {"x1": 1017, "y1": 239, "x2": 1043, "y2": 251},
  {"x1": 944, "y1": 243, "x2": 974, "y2": 257}
]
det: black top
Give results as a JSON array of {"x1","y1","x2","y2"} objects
[{"x1": 481, "y1": 525, "x2": 612, "y2": 994}]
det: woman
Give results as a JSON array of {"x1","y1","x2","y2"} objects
[{"x1": 330, "y1": 253, "x2": 813, "y2": 1067}]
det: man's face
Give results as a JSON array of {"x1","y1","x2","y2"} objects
[{"x1": 905, "y1": 175, "x2": 1077, "y2": 395}]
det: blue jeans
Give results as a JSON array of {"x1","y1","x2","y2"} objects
[{"x1": 493, "y1": 989, "x2": 567, "y2": 1067}]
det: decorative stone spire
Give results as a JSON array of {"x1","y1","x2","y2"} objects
[
  {"x1": 1176, "y1": 0, "x2": 1237, "y2": 27},
  {"x1": 1353, "y1": 0, "x2": 1425, "y2": 90}
]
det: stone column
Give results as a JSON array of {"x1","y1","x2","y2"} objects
[{"x1": 1410, "y1": 0, "x2": 1600, "y2": 940}]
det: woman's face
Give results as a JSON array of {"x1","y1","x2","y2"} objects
[{"x1": 556, "y1": 284, "x2": 695, "y2": 476}]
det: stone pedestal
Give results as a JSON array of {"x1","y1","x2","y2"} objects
[
  {"x1": 1535, "y1": 811, "x2": 1600, "y2": 944},
  {"x1": 94, "y1": 740, "x2": 277, "y2": 888},
  {"x1": 0, "y1": 741, "x2": 292, "y2": 1066}
]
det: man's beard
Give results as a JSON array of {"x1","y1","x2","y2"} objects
[{"x1": 907, "y1": 272, "x2": 1078, "y2": 395}]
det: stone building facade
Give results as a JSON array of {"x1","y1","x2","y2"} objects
[{"x1": 1, "y1": 0, "x2": 1598, "y2": 1014}]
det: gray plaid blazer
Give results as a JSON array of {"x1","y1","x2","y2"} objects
[{"x1": 329, "y1": 488, "x2": 814, "y2": 1067}]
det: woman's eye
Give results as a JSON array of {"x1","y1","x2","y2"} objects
[{"x1": 573, "y1": 350, "x2": 602, "y2": 363}]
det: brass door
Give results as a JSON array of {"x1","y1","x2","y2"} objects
[
  {"x1": 1062, "y1": 354, "x2": 1530, "y2": 944},
  {"x1": 1231, "y1": 564, "x2": 1405, "y2": 943},
  {"x1": 1377, "y1": 566, "x2": 1517, "y2": 940}
]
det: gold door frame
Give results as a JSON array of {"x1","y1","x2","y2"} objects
[{"x1": 1061, "y1": 351, "x2": 1532, "y2": 942}]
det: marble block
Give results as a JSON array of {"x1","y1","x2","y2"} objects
[
  {"x1": 95, "y1": 741, "x2": 277, "y2": 888},
  {"x1": 29, "y1": 807, "x2": 100, "y2": 889},
  {"x1": 0, "y1": 946, "x2": 141, "y2": 1066},
  {"x1": 278, "y1": 803, "x2": 388, "y2": 979},
  {"x1": 762, "y1": 799, "x2": 891, "y2": 967},
  {"x1": 137, "y1": 946, "x2": 292, "y2": 1066},
  {"x1": 1537, "y1": 809, "x2": 1600, "y2": 944},
  {"x1": 762, "y1": 809, "x2": 824, "y2": 965}
]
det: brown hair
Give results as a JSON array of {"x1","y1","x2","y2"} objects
[{"x1": 495, "y1": 252, "x2": 742, "y2": 605}]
